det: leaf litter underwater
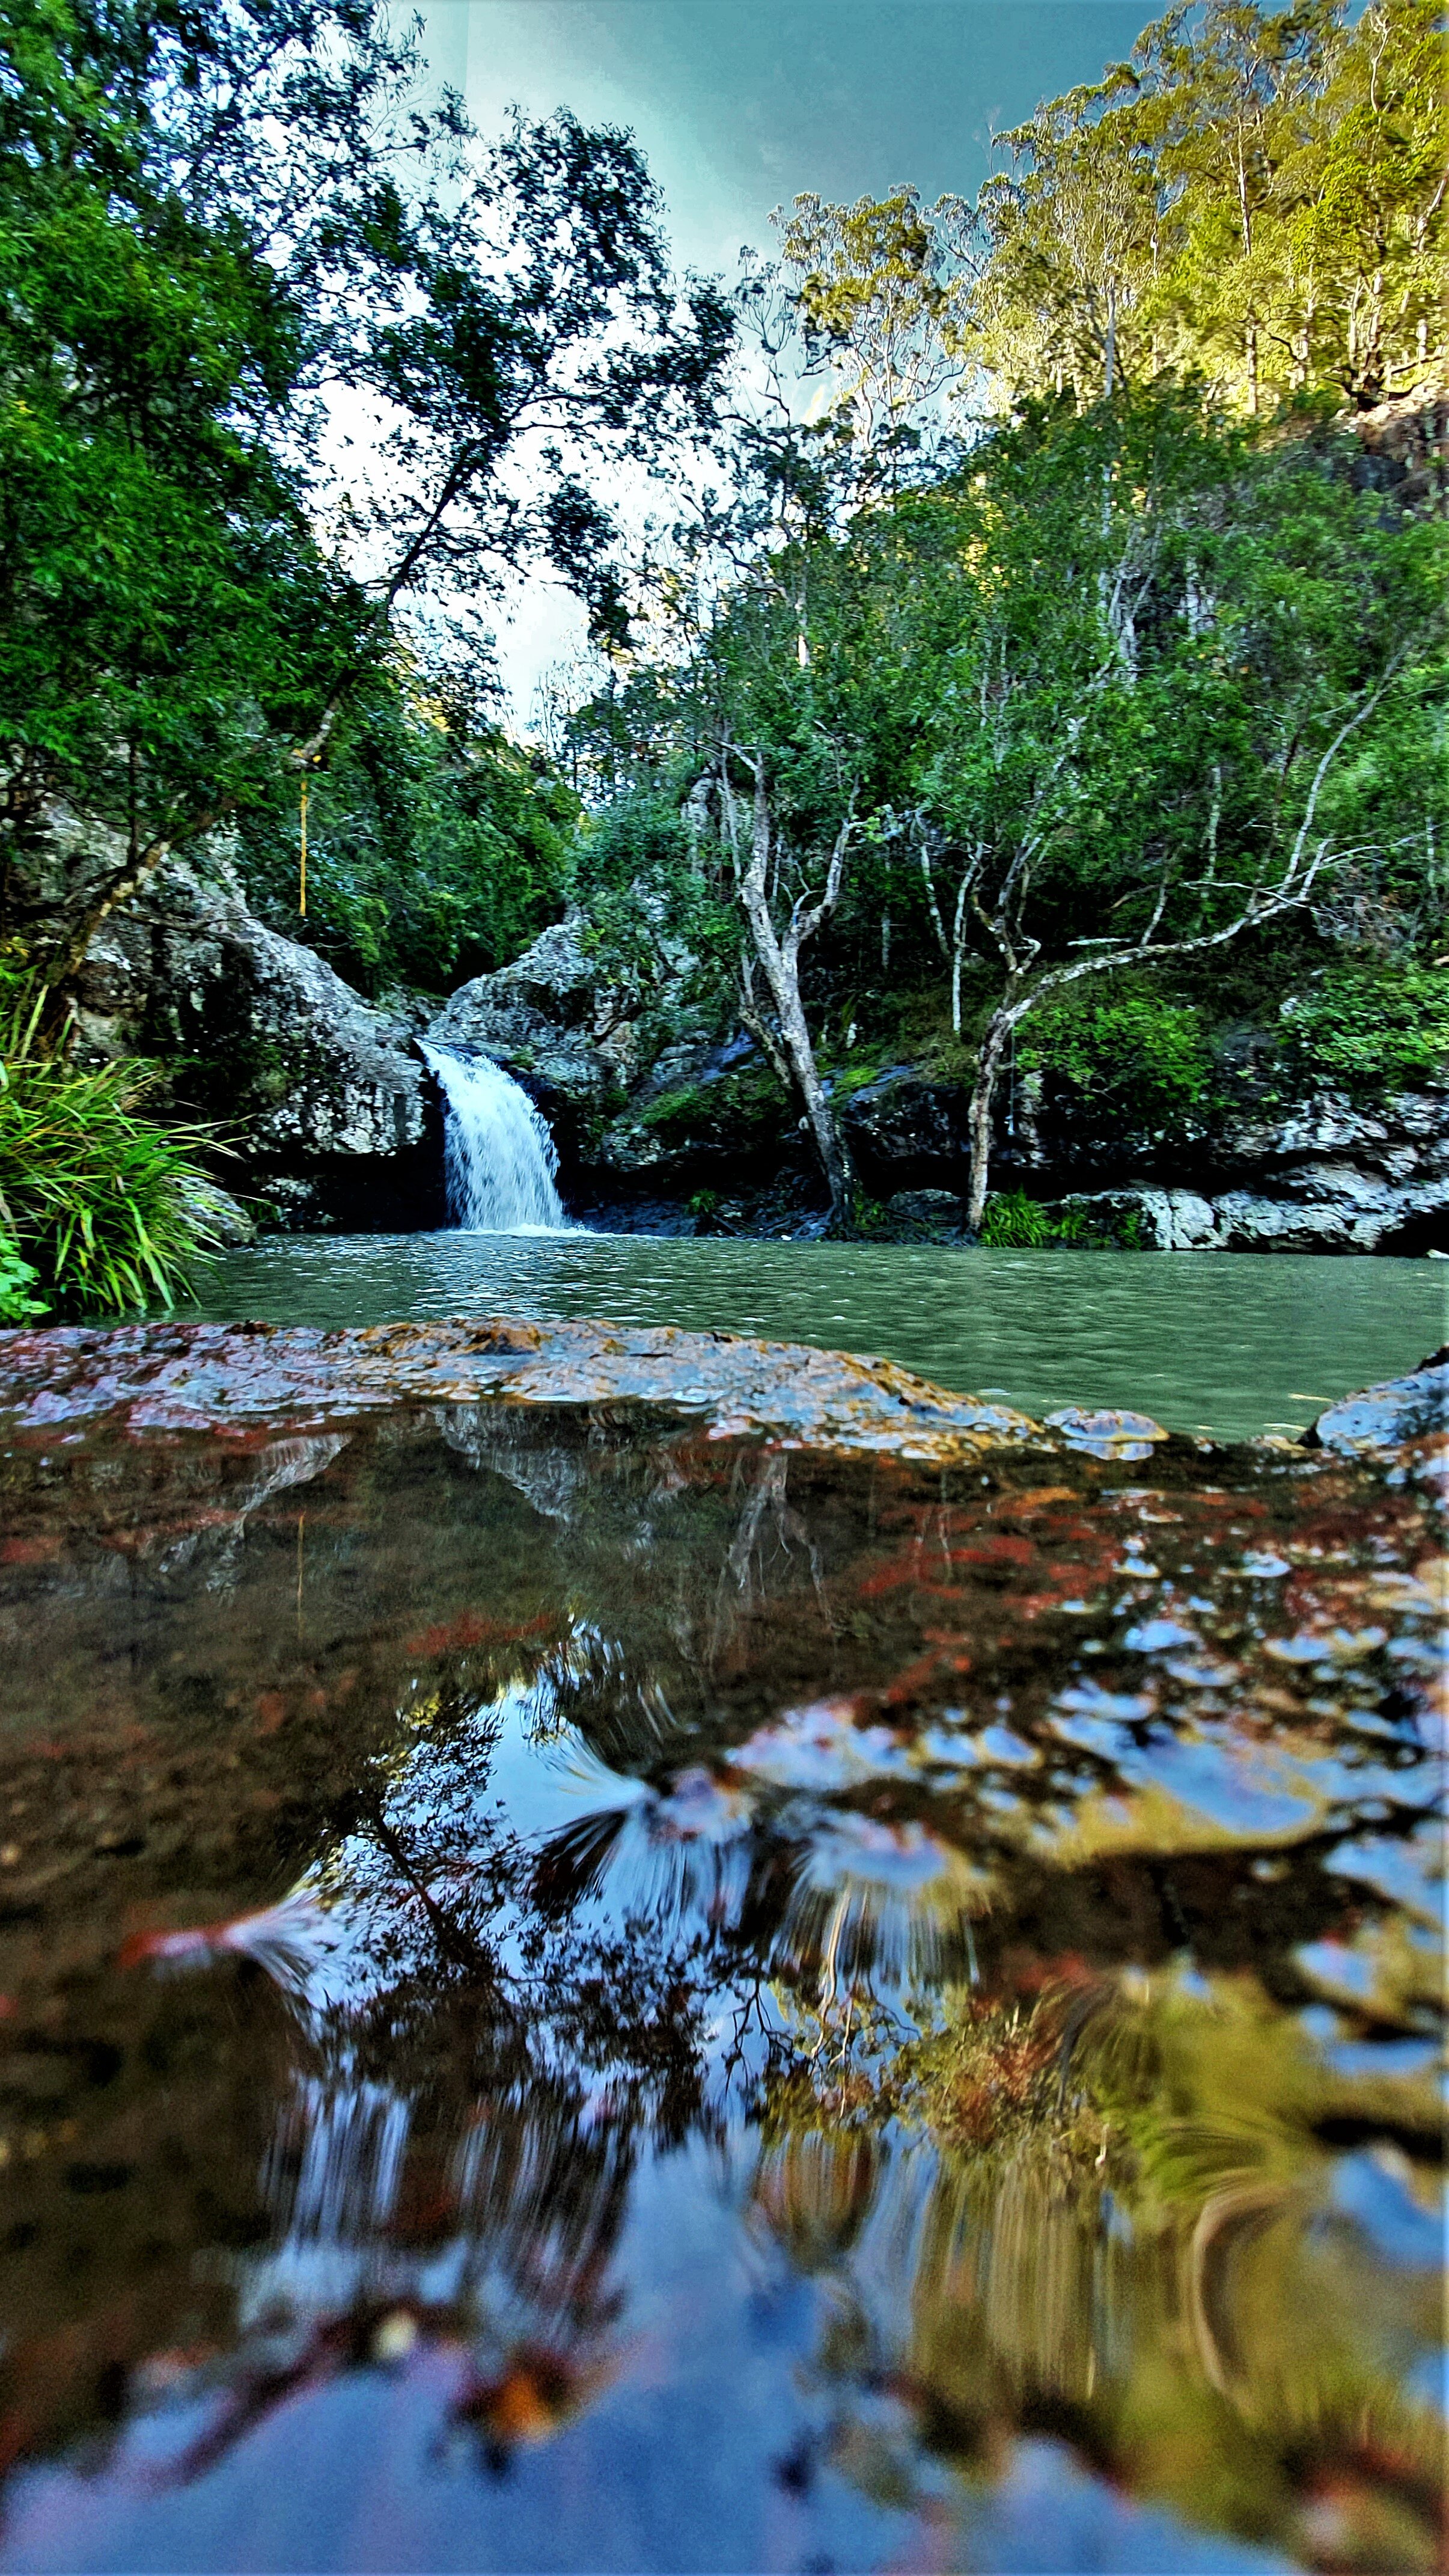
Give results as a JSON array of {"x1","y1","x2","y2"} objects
[{"x1": 0, "y1": 1393, "x2": 1441, "y2": 2574}]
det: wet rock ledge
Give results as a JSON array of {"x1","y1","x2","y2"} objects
[{"x1": 0, "y1": 1320, "x2": 1443, "y2": 1479}]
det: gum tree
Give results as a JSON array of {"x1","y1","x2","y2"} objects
[{"x1": 906, "y1": 392, "x2": 1445, "y2": 1226}]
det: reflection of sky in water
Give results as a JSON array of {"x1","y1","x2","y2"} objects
[
  {"x1": 2, "y1": 1390, "x2": 1443, "y2": 2576},
  {"x1": 1330, "y1": 2153, "x2": 1433, "y2": 2277}
]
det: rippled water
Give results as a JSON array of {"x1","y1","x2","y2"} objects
[
  {"x1": 0, "y1": 1393, "x2": 1440, "y2": 2573},
  {"x1": 183, "y1": 1231, "x2": 1445, "y2": 1442}
]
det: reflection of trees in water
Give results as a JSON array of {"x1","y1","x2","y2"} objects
[
  {"x1": 0, "y1": 1404, "x2": 1441, "y2": 2562},
  {"x1": 751, "y1": 1972, "x2": 1444, "y2": 2571}
]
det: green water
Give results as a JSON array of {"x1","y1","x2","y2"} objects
[{"x1": 186, "y1": 1231, "x2": 1446, "y2": 1442}]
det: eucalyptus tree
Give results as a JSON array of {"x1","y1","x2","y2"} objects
[
  {"x1": 961, "y1": 0, "x2": 1445, "y2": 415},
  {"x1": 0, "y1": 0, "x2": 732, "y2": 999},
  {"x1": 775, "y1": 187, "x2": 975, "y2": 482},
  {"x1": 906, "y1": 394, "x2": 1445, "y2": 1225}
]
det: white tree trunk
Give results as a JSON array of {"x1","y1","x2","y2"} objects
[
  {"x1": 965, "y1": 1002, "x2": 1017, "y2": 1231},
  {"x1": 734, "y1": 761, "x2": 855, "y2": 1227}
]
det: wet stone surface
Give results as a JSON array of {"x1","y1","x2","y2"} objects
[{"x1": 0, "y1": 1333, "x2": 1442, "y2": 2573}]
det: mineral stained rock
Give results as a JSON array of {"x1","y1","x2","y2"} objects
[
  {"x1": 2, "y1": 1322, "x2": 1445, "y2": 1481},
  {"x1": 0, "y1": 1317, "x2": 1441, "y2": 2566},
  {"x1": 0, "y1": 1317, "x2": 1053, "y2": 1460}
]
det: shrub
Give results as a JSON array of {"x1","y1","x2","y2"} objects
[
  {"x1": 1281, "y1": 963, "x2": 1449, "y2": 1089},
  {"x1": 0, "y1": 1236, "x2": 47, "y2": 1323},
  {"x1": 981, "y1": 1189, "x2": 1051, "y2": 1247},
  {"x1": 1020, "y1": 991, "x2": 1212, "y2": 1133},
  {"x1": 981, "y1": 1191, "x2": 1096, "y2": 1248},
  {"x1": 0, "y1": 990, "x2": 232, "y2": 1314}
]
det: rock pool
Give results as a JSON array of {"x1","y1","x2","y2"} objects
[{"x1": 0, "y1": 1322, "x2": 1441, "y2": 2573}]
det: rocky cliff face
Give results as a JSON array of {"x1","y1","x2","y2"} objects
[
  {"x1": 422, "y1": 912, "x2": 615, "y2": 1163},
  {"x1": 47, "y1": 845, "x2": 1447, "y2": 1253},
  {"x1": 1060, "y1": 1090, "x2": 1449, "y2": 1253},
  {"x1": 837, "y1": 1065, "x2": 1449, "y2": 1253},
  {"x1": 75, "y1": 857, "x2": 444, "y2": 1230}
]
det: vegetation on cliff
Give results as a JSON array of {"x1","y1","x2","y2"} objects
[{"x1": 561, "y1": 373, "x2": 1442, "y2": 1223}]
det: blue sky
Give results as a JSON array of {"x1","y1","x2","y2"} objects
[{"x1": 417, "y1": 1, "x2": 1155, "y2": 711}]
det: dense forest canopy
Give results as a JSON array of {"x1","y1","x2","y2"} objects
[{"x1": 0, "y1": 0, "x2": 1444, "y2": 1290}]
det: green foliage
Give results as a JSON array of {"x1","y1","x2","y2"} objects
[
  {"x1": 0, "y1": 987, "x2": 230, "y2": 1313},
  {"x1": 980, "y1": 1189, "x2": 1088, "y2": 1247},
  {"x1": 777, "y1": 186, "x2": 969, "y2": 479},
  {"x1": 1283, "y1": 961, "x2": 1449, "y2": 1087},
  {"x1": 966, "y1": 0, "x2": 1445, "y2": 414},
  {"x1": 1022, "y1": 990, "x2": 1213, "y2": 1132},
  {"x1": 563, "y1": 785, "x2": 742, "y2": 1059},
  {"x1": 826, "y1": 1056, "x2": 891, "y2": 1103},
  {"x1": 0, "y1": 1236, "x2": 46, "y2": 1322},
  {"x1": 239, "y1": 675, "x2": 576, "y2": 996},
  {"x1": 0, "y1": 0, "x2": 731, "y2": 981},
  {"x1": 0, "y1": 0, "x2": 372, "y2": 928}
]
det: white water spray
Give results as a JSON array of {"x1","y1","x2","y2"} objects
[{"x1": 422, "y1": 1044, "x2": 567, "y2": 1232}]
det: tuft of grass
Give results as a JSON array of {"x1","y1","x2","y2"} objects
[
  {"x1": 981, "y1": 1190, "x2": 1099, "y2": 1249},
  {"x1": 0, "y1": 984, "x2": 233, "y2": 1315}
]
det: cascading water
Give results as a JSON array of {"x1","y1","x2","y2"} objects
[{"x1": 421, "y1": 1044, "x2": 567, "y2": 1231}]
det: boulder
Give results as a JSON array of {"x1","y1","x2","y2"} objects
[
  {"x1": 879, "y1": 1189, "x2": 969, "y2": 1240},
  {"x1": 589, "y1": 1034, "x2": 792, "y2": 1199},
  {"x1": 75, "y1": 857, "x2": 443, "y2": 1230},
  {"x1": 1307, "y1": 1344, "x2": 1447, "y2": 1465},
  {"x1": 1058, "y1": 1154, "x2": 1449, "y2": 1255},
  {"x1": 840, "y1": 1068, "x2": 965, "y2": 1188},
  {"x1": 423, "y1": 912, "x2": 619, "y2": 1158}
]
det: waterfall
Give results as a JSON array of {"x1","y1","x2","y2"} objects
[{"x1": 421, "y1": 1044, "x2": 567, "y2": 1232}]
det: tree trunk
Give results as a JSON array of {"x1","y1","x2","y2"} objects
[
  {"x1": 42, "y1": 830, "x2": 186, "y2": 997},
  {"x1": 734, "y1": 761, "x2": 855, "y2": 1229},
  {"x1": 965, "y1": 1000, "x2": 1018, "y2": 1232}
]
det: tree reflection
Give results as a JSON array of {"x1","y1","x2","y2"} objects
[{"x1": 0, "y1": 1401, "x2": 1439, "y2": 2569}]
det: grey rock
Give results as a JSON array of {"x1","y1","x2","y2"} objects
[
  {"x1": 880, "y1": 1189, "x2": 967, "y2": 1236},
  {"x1": 1060, "y1": 1168, "x2": 1449, "y2": 1254},
  {"x1": 75, "y1": 857, "x2": 442, "y2": 1228},
  {"x1": 590, "y1": 1035, "x2": 785, "y2": 1195},
  {"x1": 194, "y1": 1186, "x2": 258, "y2": 1248},
  {"x1": 596, "y1": 1119, "x2": 676, "y2": 1181},
  {"x1": 1308, "y1": 1345, "x2": 1448, "y2": 1462},
  {"x1": 425, "y1": 911, "x2": 614, "y2": 1116},
  {"x1": 840, "y1": 1069, "x2": 963, "y2": 1184}
]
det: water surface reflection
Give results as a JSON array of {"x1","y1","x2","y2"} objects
[{"x1": 0, "y1": 1403, "x2": 1440, "y2": 2571}]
